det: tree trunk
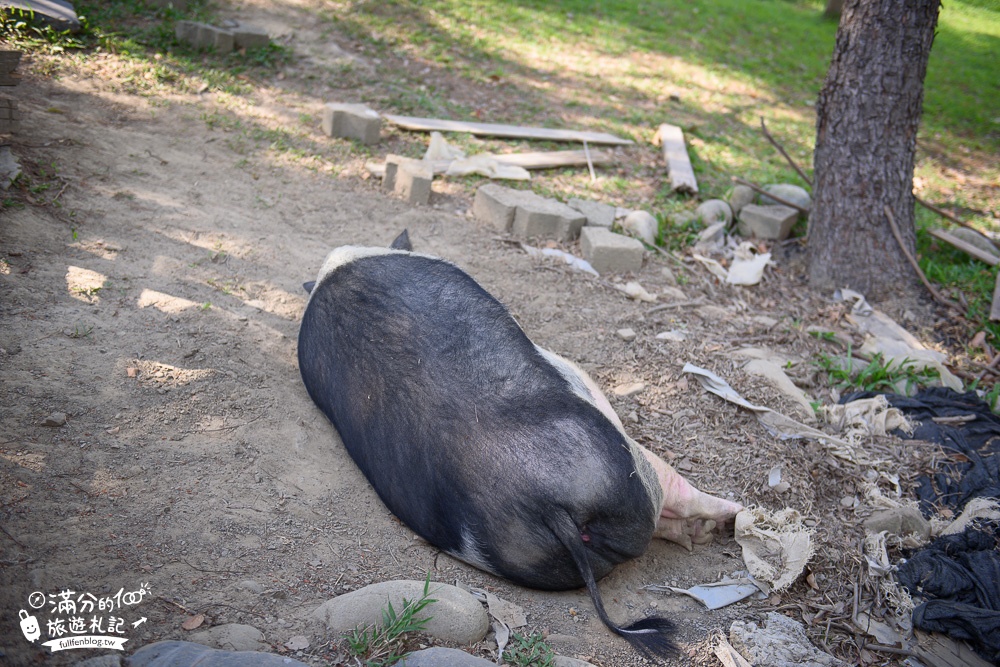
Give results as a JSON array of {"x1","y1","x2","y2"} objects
[{"x1": 807, "y1": 0, "x2": 940, "y2": 300}]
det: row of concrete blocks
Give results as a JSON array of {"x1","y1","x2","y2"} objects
[
  {"x1": 0, "y1": 97, "x2": 21, "y2": 134},
  {"x1": 175, "y1": 21, "x2": 269, "y2": 53},
  {"x1": 474, "y1": 184, "x2": 645, "y2": 275}
]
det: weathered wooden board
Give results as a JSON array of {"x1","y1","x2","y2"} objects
[
  {"x1": 383, "y1": 114, "x2": 634, "y2": 146},
  {"x1": 930, "y1": 228, "x2": 999, "y2": 266},
  {"x1": 491, "y1": 149, "x2": 612, "y2": 169},
  {"x1": 365, "y1": 150, "x2": 613, "y2": 179},
  {"x1": 654, "y1": 123, "x2": 698, "y2": 194}
]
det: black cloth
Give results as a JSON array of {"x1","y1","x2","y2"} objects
[{"x1": 843, "y1": 388, "x2": 1000, "y2": 664}]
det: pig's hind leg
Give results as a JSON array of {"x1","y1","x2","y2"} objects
[{"x1": 538, "y1": 347, "x2": 742, "y2": 550}]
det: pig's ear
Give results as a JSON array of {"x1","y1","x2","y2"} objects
[
  {"x1": 390, "y1": 229, "x2": 412, "y2": 251},
  {"x1": 302, "y1": 281, "x2": 316, "y2": 294}
]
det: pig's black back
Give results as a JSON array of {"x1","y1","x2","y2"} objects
[{"x1": 298, "y1": 251, "x2": 658, "y2": 591}]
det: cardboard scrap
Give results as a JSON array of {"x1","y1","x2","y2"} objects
[{"x1": 734, "y1": 507, "x2": 814, "y2": 593}]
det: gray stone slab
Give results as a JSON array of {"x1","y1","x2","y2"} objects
[
  {"x1": 312, "y1": 580, "x2": 489, "y2": 645},
  {"x1": 3, "y1": 0, "x2": 79, "y2": 33},
  {"x1": 580, "y1": 227, "x2": 644, "y2": 275},
  {"x1": 322, "y1": 103, "x2": 381, "y2": 145},
  {"x1": 399, "y1": 647, "x2": 496, "y2": 667},
  {"x1": 568, "y1": 198, "x2": 615, "y2": 228},
  {"x1": 737, "y1": 204, "x2": 798, "y2": 240},
  {"x1": 232, "y1": 23, "x2": 270, "y2": 50},
  {"x1": 394, "y1": 161, "x2": 433, "y2": 206},
  {"x1": 512, "y1": 196, "x2": 586, "y2": 242},
  {"x1": 128, "y1": 641, "x2": 309, "y2": 667},
  {"x1": 473, "y1": 183, "x2": 522, "y2": 232}
]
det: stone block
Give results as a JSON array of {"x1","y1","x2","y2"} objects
[
  {"x1": 473, "y1": 183, "x2": 522, "y2": 232},
  {"x1": 580, "y1": 227, "x2": 644, "y2": 275},
  {"x1": 232, "y1": 23, "x2": 270, "y2": 50},
  {"x1": 212, "y1": 28, "x2": 235, "y2": 53},
  {"x1": 175, "y1": 20, "x2": 199, "y2": 44},
  {"x1": 737, "y1": 204, "x2": 798, "y2": 240},
  {"x1": 322, "y1": 103, "x2": 381, "y2": 145},
  {"x1": 394, "y1": 162, "x2": 433, "y2": 206},
  {"x1": 568, "y1": 197, "x2": 615, "y2": 228},
  {"x1": 511, "y1": 196, "x2": 586, "y2": 242},
  {"x1": 382, "y1": 155, "x2": 423, "y2": 192}
]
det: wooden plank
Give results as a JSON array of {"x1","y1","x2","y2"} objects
[
  {"x1": 491, "y1": 149, "x2": 612, "y2": 169},
  {"x1": 929, "y1": 228, "x2": 1000, "y2": 266},
  {"x1": 992, "y1": 271, "x2": 1000, "y2": 321},
  {"x1": 383, "y1": 114, "x2": 634, "y2": 146},
  {"x1": 654, "y1": 123, "x2": 698, "y2": 194}
]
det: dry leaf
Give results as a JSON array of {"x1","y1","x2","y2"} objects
[
  {"x1": 181, "y1": 613, "x2": 204, "y2": 631},
  {"x1": 126, "y1": 367, "x2": 137, "y2": 378}
]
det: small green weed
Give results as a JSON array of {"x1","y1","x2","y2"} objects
[
  {"x1": 502, "y1": 631, "x2": 555, "y2": 667},
  {"x1": 345, "y1": 575, "x2": 437, "y2": 667},
  {"x1": 815, "y1": 347, "x2": 941, "y2": 395}
]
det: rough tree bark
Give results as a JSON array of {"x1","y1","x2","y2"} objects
[{"x1": 807, "y1": 0, "x2": 941, "y2": 299}]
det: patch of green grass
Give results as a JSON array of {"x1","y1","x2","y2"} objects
[
  {"x1": 345, "y1": 576, "x2": 437, "y2": 667},
  {"x1": 815, "y1": 346, "x2": 941, "y2": 395},
  {"x1": 502, "y1": 631, "x2": 555, "y2": 667},
  {"x1": 915, "y1": 207, "x2": 1000, "y2": 341}
]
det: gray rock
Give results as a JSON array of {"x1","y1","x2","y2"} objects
[
  {"x1": 660, "y1": 266, "x2": 677, "y2": 286},
  {"x1": 189, "y1": 623, "x2": 268, "y2": 652},
  {"x1": 760, "y1": 184, "x2": 812, "y2": 212},
  {"x1": 129, "y1": 641, "x2": 309, "y2": 667},
  {"x1": 236, "y1": 580, "x2": 264, "y2": 594},
  {"x1": 312, "y1": 580, "x2": 488, "y2": 645},
  {"x1": 667, "y1": 210, "x2": 697, "y2": 226},
  {"x1": 1, "y1": 145, "x2": 22, "y2": 189},
  {"x1": 656, "y1": 330, "x2": 687, "y2": 342},
  {"x1": 695, "y1": 199, "x2": 733, "y2": 225},
  {"x1": 568, "y1": 198, "x2": 616, "y2": 228},
  {"x1": 554, "y1": 656, "x2": 597, "y2": 667},
  {"x1": 729, "y1": 185, "x2": 755, "y2": 216},
  {"x1": 737, "y1": 204, "x2": 799, "y2": 240},
  {"x1": 72, "y1": 656, "x2": 121, "y2": 667},
  {"x1": 3, "y1": 0, "x2": 80, "y2": 32},
  {"x1": 621, "y1": 210, "x2": 658, "y2": 245},
  {"x1": 398, "y1": 647, "x2": 496, "y2": 667},
  {"x1": 730, "y1": 613, "x2": 846, "y2": 667},
  {"x1": 949, "y1": 227, "x2": 1000, "y2": 258},
  {"x1": 616, "y1": 328, "x2": 637, "y2": 342},
  {"x1": 41, "y1": 411, "x2": 67, "y2": 427}
]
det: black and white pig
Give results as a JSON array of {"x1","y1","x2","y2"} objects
[{"x1": 298, "y1": 231, "x2": 742, "y2": 661}]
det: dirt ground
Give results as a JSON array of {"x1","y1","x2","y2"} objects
[{"x1": 0, "y1": 5, "x2": 952, "y2": 667}]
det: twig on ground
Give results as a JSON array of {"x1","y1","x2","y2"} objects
[
  {"x1": 884, "y1": 205, "x2": 958, "y2": 312},
  {"x1": 647, "y1": 298, "x2": 707, "y2": 314},
  {"x1": 732, "y1": 176, "x2": 810, "y2": 214},
  {"x1": 917, "y1": 196, "x2": 1000, "y2": 252},
  {"x1": 1, "y1": 524, "x2": 26, "y2": 547},
  {"x1": 760, "y1": 118, "x2": 814, "y2": 186}
]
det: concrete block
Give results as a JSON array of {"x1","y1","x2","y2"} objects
[
  {"x1": 568, "y1": 198, "x2": 615, "y2": 228},
  {"x1": 0, "y1": 108, "x2": 9, "y2": 120},
  {"x1": 212, "y1": 28, "x2": 235, "y2": 53},
  {"x1": 737, "y1": 204, "x2": 798, "y2": 240},
  {"x1": 394, "y1": 162, "x2": 433, "y2": 206},
  {"x1": 232, "y1": 23, "x2": 270, "y2": 50},
  {"x1": 382, "y1": 155, "x2": 423, "y2": 192},
  {"x1": 322, "y1": 103, "x2": 381, "y2": 145},
  {"x1": 511, "y1": 197, "x2": 586, "y2": 242},
  {"x1": 175, "y1": 20, "x2": 199, "y2": 43},
  {"x1": 473, "y1": 184, "x2": 522, "y2": 232},
  {"x1": 580, "y1": 227, "x2": 644, "y2": 275}
]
